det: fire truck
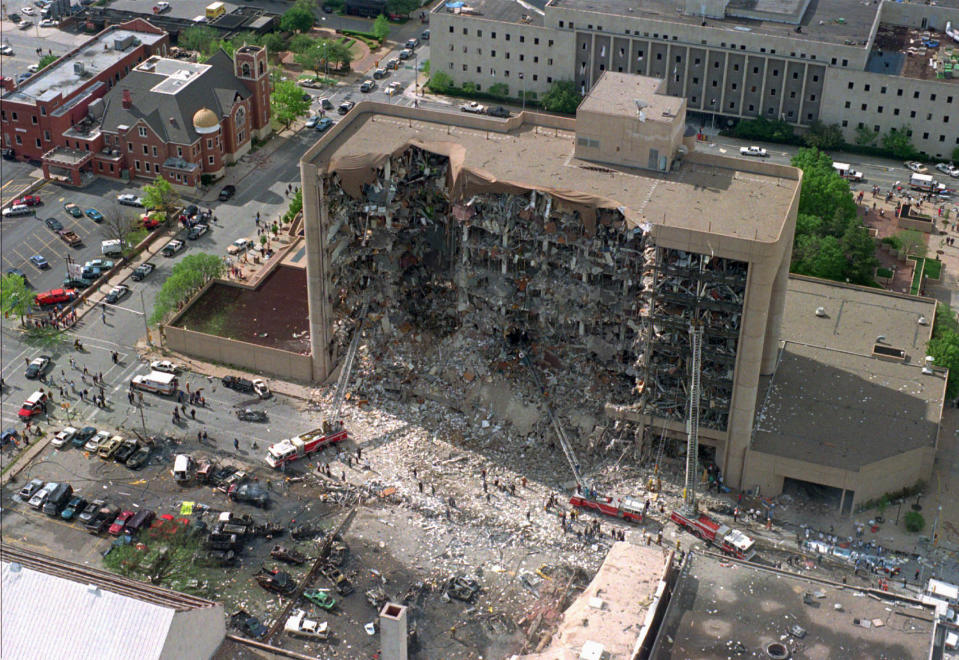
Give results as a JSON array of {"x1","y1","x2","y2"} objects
[
  {"x1": 670, "y1": 510, "x2": 756, "y2": 560},
  {"x1": 569, "y1": 491, "x2": 644, "y2": 523},
  {"x1": 265, "y1": 421, "x2": 347, "y2": 469}
]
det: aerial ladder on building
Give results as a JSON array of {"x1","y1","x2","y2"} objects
[
  {"x1": 520, "y1": 351, "x2": 647, "y2": 523},
  {"x1": 264, "y1": 302, "x2": 368, "y2": 469}
]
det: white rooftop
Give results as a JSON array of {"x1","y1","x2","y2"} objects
[
  {"x1": 4, "y1": 28, "x2": 166, "y2": 105},
  {"x1": 1, "y1": 560, "x2": 175, "y2": 659},
  {"x1": 136, "y1": 57, "x2": 212, "y2": 95}
]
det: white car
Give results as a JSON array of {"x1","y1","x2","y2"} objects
[
  {"x1": 935, "y1": 163, "x2": 959, "y2": 178},
  {"x1": 52, "y1": 426, "x2": 78, "y2": 449},
  {"x1": 461, "y1": 101, "x2": 486, "y2": 114},
  {"x1": 739, "y1": 145, "x2": 768, "y2": 157},
  {"x1": 227, "y1": 238, "x2": 254, "y2": 255},
  {"x1": 162, "y1": 239, "x2": 185, "y2": 256},
  {"x1": 105, "y1": 284, "x2": 130, "y2": 304},
  {"x1": 39, "y1": 18, "x2": 59, "y2": 27},
  {"x1": 116, "y1": 193, "x2": 144, "y2": 207},
  {"x1": 84, "y1": 430, "x2": 110, "y2": 453},
  {"x1": 0, "y1": 45, "x2": 13, "y2": 56},
  {"x1": 20, "y1": 6, "x2": 35, "y2": 15},
  {"x1": 27, "y1": 64, "x2": 39, "y2": 73},
  {"x1": 285, "y1": 610, "x2": 329, "y2": 640},
  {"x1": 904, "y1": 161, "x2": 929, "y2": 174},
  {"x1": 150, "y1": 360, "x2": 178, "y2": 374}
]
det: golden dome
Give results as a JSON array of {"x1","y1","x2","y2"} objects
[{"x1": 192, "y1": 107, "x2": 219, "y2": 130}]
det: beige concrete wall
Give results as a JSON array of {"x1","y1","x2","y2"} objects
[
  {"x1": 575, "y1": 107, "x2": 684, "y2": 172},
  {"x1": 164, "y1": 324, "x2": 312, "y2": 382},
  {"x1": 160, "y1": 605, "x2": 225, "y2": 660},
  {"x1": 743, "y1": 445, "x2": 936, "y2": 511}
]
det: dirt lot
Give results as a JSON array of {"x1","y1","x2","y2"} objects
[{"x1": 175, "y1": 265, "x2": 310, "y2": 353}]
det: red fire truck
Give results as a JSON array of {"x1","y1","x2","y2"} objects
[
  {"x1": 265, "y1": 422, "x2": 347, "y2": 469},
  {"x1": 570, "y1": 491, "x2": 645, "y2": 523},
  {"x1": 670, "y1": 510, "x2": 756, "y2": 560}
]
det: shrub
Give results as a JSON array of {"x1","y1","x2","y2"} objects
[
  {"x1": 200, "y1": 174, "x2": 215, "y2": 186},
  {"x1": 904, "y1": 511, "x2": 924, "y2": 533},
  {"x1": 875, "y1": 267, "x2": 893, "y2": 279},
  {"x1": 880, "y1": 235, "x2": 902, "y2": 249}
]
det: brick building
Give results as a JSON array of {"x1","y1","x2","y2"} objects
[{"x1": 1, "y1": 19, "x2": 271, "y2": 188}]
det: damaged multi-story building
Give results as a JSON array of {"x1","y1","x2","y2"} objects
[{"x1": 300, "y1": 72, "x2": 801, "y2": 492}]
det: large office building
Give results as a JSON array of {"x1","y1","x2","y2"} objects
[
  {"x1": 297, "y1": 72, "x2": 945, "y2": 509},
  {"x1": 429, "y1": 0, "x2": 959, "y2": 160}
]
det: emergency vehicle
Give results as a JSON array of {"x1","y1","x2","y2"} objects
[
  {"x1": 670, "y1": 510, "x2": 756, "y2": 560},
  {"x1": 265, "y1": 421, "x2": 347, "y2": 468}
]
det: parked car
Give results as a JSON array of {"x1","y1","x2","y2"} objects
[
  {"x1": 28, "y1": 482, "x2": 59, "y2": 509},
  {"x1": 104, "y1": 284, "x2": 130, "y2": 304},
  {"x1": 85, "y1": 503, "x2": 121, "y2": 534},
  {"x1": 372, "y1": 67, "x2": 388, "y2": 79},
  {"x1": 360, "y1": 79, "x2": 375, "y2": 93},
  {"x1": 42, "y1": 483, "x2": 73, "y2": 516},
  {"x1": 316, "y1": 117, "x2": 334, "y2": 132},
  {"x1": 114, "y1": 439, "x2": 139, "y2": 463},
  {"x1": 7, "y1": 268, "x2": 27, "y2": 282},
  {"x1": 52, "y1": 426, "x2": 78, "y2": 449},
  {"x1": 318, "y1": 97, "x2": 333, "y2": 110},
  {"x1": 0, "y1": 44, "x2": 14, "y2": 55},
  {"x1": 227, "y1": 238, "x2": 254, "y2": 255},
  {"x1": 61, "y1": 496, "x2": 88, "y2": 521},
  {"x1": 18, "y1": 390, "x2": 48, "y2": 419},
  {"x1": 739, "y1": 145, "x2": 768, "y2": 157},
  {"x1": 97, "y1": 435, "x2": 124, "y2": 459},
  {"x1": 72, "y1": 426, "x2": 97, "y2": 449},
  {"x1": 303, "y1": 588, "x2": 336, "y2": 610},
  {"x1": 2, "y1": 204, "x2": 33, "y2": 218},
  {"x1": 236, "y1": 408, "x2": 268, "y2": 422},
  {"x1": 85, "y1": 208, "x2": 104, "y2": 222},
  {"x1": 285, "y1": 610, "x2": 329, "y2": 640},
  {"x1": 185, "y1": 223, "x2": 208, "y2": 240},
  {"x1": 63, "y1": 276, "x2": 94, "y2": 289},
  {"x1": 84, "y1": 258, "x2": 114, "y2": 271},
  {"x1": 15, "y1": 194, "x2": 41, "y2": 206},
  {"x1": 338, "y1": 100, "x2": 355, "y2": 115},
  {"x1": 487, "y1": 106, "x2": 510, "y2": 118},
  {"x1": 45, "y1": 217, "x2": 64, "y2": 231},
  {"x1": 162, "y1": 239, "x2": 185, "y2": 256},
  {"x1": 399, "y1": 48, "x2": 413, "y2": 60},
  {"x1": 231, "y1": 611, "x2": 268, "y2": 640},
  {"x1": 222, "y1": 375, "x2": 271, "y2": 398},
  {"x1": 116, "y1": 194, "x2": 144, "y2": 207},
  {"x1": 124, "y1": 508, "x2": 155, "y2": 534},
  {"x1": 405, "y1": 38, "x2": 419, "y2": 49},
  {"x1": 150, "y1": 360, "x2": 178, "y2": 374},
  {"x1": 85, "y1": 430, "x2": 110, "y2": 453},
  {"x1": 936, "y1": 162, "x2": 959, "y2": 178},
  {"x1": 905, "y1": 161, "x2": 929, "y2": 174},
  {"x1": 305, "y1": 115, "x2": 320, "y2": 128},
  {"x1": 60, "y1": 495, "x2": 88, "y2": 521},
  {"x1": 386, "y1": 58, "x2": 400, "y2": 71},
  {"x1": 461, "y1": 101, "x2": 486, "y2": 114},
  {"x1": 17, "y1": 478, "x2": 45, "y2": 503},
  {"x1": 35, "y1": 288, "x2": 77, "y2": 306},
  {"x1": 77, "y1": 498, "x2": 106, "y2": 525},
  {"x1": 256, "y1": 568, "x2": 295, "y2": 594},
  {"x1": 109, "y1": 510, "x2": 135, "y2": 535},
  {"x1": 29, "y1": 255, "x2": 49, "y2": 270},
  {"x1": 64, "y1": 202, "x2": 82, "y2": 217},
  {"x1": 218, "y1": 185, "x2": 236, "y2": 201},
  {"x1": 228, "y1": 481, "x2": 270, "y2": 508},
  {"x1": 126, "y1": 445, "x2": 151, "y2": 469},
  {"x1": 25, "y1": 355, "x2": 50, "y2": 379},
  {"x1": 421, "y1": 29, "x2": 430, "y2": 41},
  {"x1": 132, "y1": 262, "x2": 156, "y2": 281}
]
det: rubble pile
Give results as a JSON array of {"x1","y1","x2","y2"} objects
[{"x1": 321, "y1": 145, "x2": 751, "y2": 459}]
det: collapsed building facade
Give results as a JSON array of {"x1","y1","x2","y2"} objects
[{"x1": 300, "y1": 73, "x2": 800, "y2": 491}]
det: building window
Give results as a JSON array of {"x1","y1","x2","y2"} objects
[
  {"x1": 792, "y1": 72, "x2": 798, "y2": 79},
  {"x1": 748, "y1": 104, "x2": 754, "y2": 111},
  {"x1": 897, "y1": 89, "x2": 903, "y2": 96},
  {"x1": 208, "y1": 156, "x2": 215, "y2": 165},
  {"x1": 177, "y1": 146, "x2": 182, "y2": 156},
  {"x1": 505, "y1": 33, "x2": 510, "y2": 41},
  {"x1": 548, "y1": 40, "x2": 553, "y2": 47},
  {"x1": 449, "y1": 25, "x2": 453, "y2": 32},
  {"x1": 138, "y1": 127, "x2": 147, "y2": 137},
  {"x1": 861, "y1": 104, "x2": 867, "y2": 111},
  {"x1": 914, "y1": 91, "x2": 920, "y2": 99},
  {"x1": 43, "y1": 131, "x2": 50, "y2": 141},
  {"x1": 923, "y1": 132, "x2": 929, "y2": 139},
  {"x1": 145, "y1": 162, "x2": 151, "y2": 172},
  {"x1": 945, "y1": 116, "x2": 950, "y2": 124},
  {"x1": 534, "y1": 37, "x2": 538, "y2": 44},
  {"x1": 15, "y1": 135, "x2": 21, "y2": 145},
  {"x1": 109, "y1": 164, "x2": 114, "y2": 173},
  {"x1": 31, "y1": 115, "x2": 37, "y2": 125},
  {"x1": 519, "y1": 54, "x2": 524, "y2": 61},
  {"x1": 463, "y1": 64, "x2": 468, "y2": 71},
  {"x1": 519, "y1": 35, "x2": 524, "y2": 42},
  {"x1": 753, "y1": 66, "x2": 759, "y2": 73},
  {"x1": 35, "y1": 138, "x2": 41, "y2": 148},
  {"x1": 810, "y1": 94, "x2": 817, "y2": 101},
  {"x1": 40, "y1": 106, "x2": 46, "y2": 116},
  {"x1": 135, "y1": 160, "x2": 140, "y2": 170},
  {"x1": 910, "y1": 110, "x2": 917, "y2": 118},
  {"x1": 864, "y1": 84, "x2": 870, "y2": 91},
  {"x1": 546, "y1": 76, "x2": 552, "y2": 83},
  {"x1": 532, "y1": 74, "x2": 538, "y2": 81},
  {"x1": 533, "y1": 56, "x2": 538, "y2": 63},
  {"x1": 152, "y1": 146, "x2": 158, "y2": 156},
  {"x1": 128, "y1": 142, "x2": 133, "y2": 152},
  {"x1": 207, "y1": 139, "x2": 213, "y2": 149},
  {"x1": 491, "y1": 50, "x2": 496, "y2": 57},
  {"x1": 11, "y1": 112, "x2": 17, "y2": 121},
  {"x1": 476, "y1": 66, "x2": 480, "y2": 73},
  {"x1": 842, "y1": 59, "x2": 848, "y2": 66},
  {"x1": 841, "y1": 120, "x2": 848, "y2": 127},
  {"x1": 449, "y1": 62, "x2": 453, "y2": 70},
  {"x1": 143, "y1": 145, "x2": 149, "y2": 154},
  {"x1": 894, "y1": 108, "x2": 900, "y2": 116},
  {"x1": 877, "y1": 105, "x2": 883, "y2": 113}
]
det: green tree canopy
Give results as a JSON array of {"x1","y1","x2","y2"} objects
[
  {"x1": 38, "y1": 54, "x2": 58, "y2": 70},
  {"x1": 894, "y1": 229, "x2": 926, "y2": 257},
  {"x1": 881, "y1": 126, "x2": 918, "y2": 159},
  {"x1": 179, "y1": 26, "x2": 218, "y2": 52},
  {"x1": 801, "y1": 121, "x2": 844, "y2": 151},
  {"x1": 280, "y1": 0, "x2": 315, "y2": 33},
  {"x1": 270, "y1": 78, "x2": 311, "y2": 128},
  {"x1": 386, "y1": 0, "x2": 420, "y2": 15},
  {"x1": 790, "y1": 147, "x2": 857, "y2": 228},
  {"x1": 428, "y1": 71, "x2": 454, "y2": 94},
  {"x1": 328, "y1": 39, "x2": 353, "y2": 70},
  {"x1": 372, "y1": 14, "x2": 390, "y2": 42},
  {"x1": 1, "y1": 273, "x2": 34, "y2": 323},
  {"x1": 258, "y1": 31, "x2": 288, "y2": 54},
  {"x1": 150, "y1": 253, "x2": 225, "y2": 324},
  {"x1": 541, "y1": 80, "x2": 582, "y2": 114},
  {"x1": 142, "y1": 176, "x2": 180, "y2": 217},
  {"x1": 294, "y1": 41, "x2": 327, "y2": 77},
  {"x1": 288, "y1": 33, "x2": 315, "y2": 53},
  {"x1": 854, "y1": 124, "x2": 878, "y2": 146}
]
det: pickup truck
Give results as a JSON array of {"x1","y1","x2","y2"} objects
[
  {"x1": 58, "y1": 230, "x2": 82, "y2": 247},
  {"x1": 739, "y1": 145, "x2": 768, "y2": 157}
]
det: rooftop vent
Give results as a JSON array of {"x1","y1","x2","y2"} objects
[
  {"x1": 918, "y1": 315, "x2": 928, "y2": 325},
  {"x1": 922, "y1": 367, "x2": 934, "y2": 375},
  {"x1": 873, "y1": 344, "x2": 906, "y2": 362},
  {"x1": 815, "y1": 306, "x2": 827, "y2": 317},
  {"x1": 9, "y1": 562, "x2": 21, "y2": 572},
  {"x1": 73, "y1": 62, "x2": 86, "y2": 76},
  {"x1": 87, "y1": 584, "x2": 101, "y2": 595}
]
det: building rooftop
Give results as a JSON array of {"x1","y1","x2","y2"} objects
[
  {"x1": 870, "y1": 24, "x2": 959, "y2": 84},
  {"x1": 517, "y1": 541, "x2": 668, "y2": 660},
  {"x1": 547, "y1": 0, "x2": 885, "y2": 47},
  {"x1": 751, "y1": 276, "x2": 943, "y2": 470},
  {"x1": 3, "y1": 28, "x2": 166, "y2": 105},
  {"x1": 578, "y1": 72, "x2": 684, "y2": 122},
  {"x1": 652, "y1": 551, "x2": 936, "y2": 659},
  {"x1": 304, "y1": 104, "x2": 797, "y2": 243},
  {"x1": 433, "y1": 0, "x2": 546, "y2": 26}
]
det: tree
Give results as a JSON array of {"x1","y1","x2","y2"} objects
[
  {"x1": 288, "y1": 33, "x2": 315, "y2": 53},
  {"x1": 258, "y1": 31, "x2": 287, "y2": 54},
  {"x1": 1, "y1": 273, "x2": 34, "y2": 324},
  {"x1": 854, "y1": 124, "x2": 878, "y2": 146},
  {"x1": 934, "y1": 302, "x2": 958, "y2": 339},
  {"x1": 794, "y1": 212, "x2": 823, "y2": 238},
  {"x1": 792, "y1": 234, "x2": 847, "y2": 281},
  {"x1": 38, "y1": 54, "x2": 58, "y2": 70},
  {"x1": 295, "y1": 42, "x2": 326, "y2": 77},
  {"x1": 790, "y1": 148, "x2": 857, "y2": 230},
  {"x1": 270, "y1": 79, "x2": 310, "y2": 128},
  {"x1": 487, "y1": 83, "x2": 509, "y2": 99},
  {"x1": 150, "y1": 253, "x2": 225, "y2": 324},
  {"x1": 928, "y1": 330, "x2": 959, "y2": 398},
  {"x1": 142, "y1": 176, "x2": 180, "y2": 217},
  {"x1": 840, "y1": 224, "x2": 879, "y2": 286},
  {"x1": 372, "y1": 14, "x2": 390, "y2": 42},
  {"x1": 386, "y1": 0, "x2": 420, "y2": 15},
  {"x1": 328, "y1": 39, "x2": 353, "y2": 71},
  {"x1": 541, "y1": 80, "x2": 582, "y2": 114},
  {"x1": 801, "y1": 121, "x2": 843, "y2": 151},
  {"x1": 894, "y1": 229, "x2": 926, "y2": 257},
  {"x1": 881, "y1": 126, "x2": 918, "y2": 159},
  {"x1": 428, "y1": 71, "x2": 454, "y2": 94},
  {"x1": 179, "y1": 26, "x2": 218, "y2": 53},
  {"x1": 102, "y1": 202, "x2": 138, "y2": 243},
  {"x1": 280, "y1": 0, "x2": 315, "y2": 33},
  {"x1": 903, "y1": 510, "x2": 925, "y2": 533}
]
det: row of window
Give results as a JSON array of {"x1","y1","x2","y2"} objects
[
  {"x1": 843, "y1": 100, "x2": 951, "y2": 124},
  {"x1": 452, "y1": 45, "x2": 553, "y2": 66},
  {"x1": 449, "y1": 25, "x2": 553, "y2": 47},
  {"x1": 846, "y1": 82, "x2": 952, "y2": 103},
  {"x1": 451, "y1": 63, "x2": 544, "y2": 82},
  {"x1": 845, "y1": 122, "x2": 959, "y2": 145}
]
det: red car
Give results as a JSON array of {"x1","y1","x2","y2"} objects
[
  {"x1": 34, "y1": 288, "x2": 78, "y2": 306},
  {"x1": 15, "y1": 195, "x2": 41, "y2": 206},
  {"x1": 108, "y1": 510, "x2": 135, "y2": 536}
]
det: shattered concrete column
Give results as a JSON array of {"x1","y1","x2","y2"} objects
[
  {"x1": 379, "y1": 603, "x2": 408, "y2": 660},
  {"x1": 301, "y1": 160, "x2": 332, "y2": 382}
]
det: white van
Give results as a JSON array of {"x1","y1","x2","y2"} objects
[
  {"x1": 131, "y1": 371, "x2": 178, "y2": 395},
  {"x1": 101, "y1": 239, "x2": 123, "y2": 257},
  {"x1": 173, "y1": 454, "x2": 194, "y2": 483},
  {"x1": 2, "y1": 204, "x2": 34, "y2": 218}
]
